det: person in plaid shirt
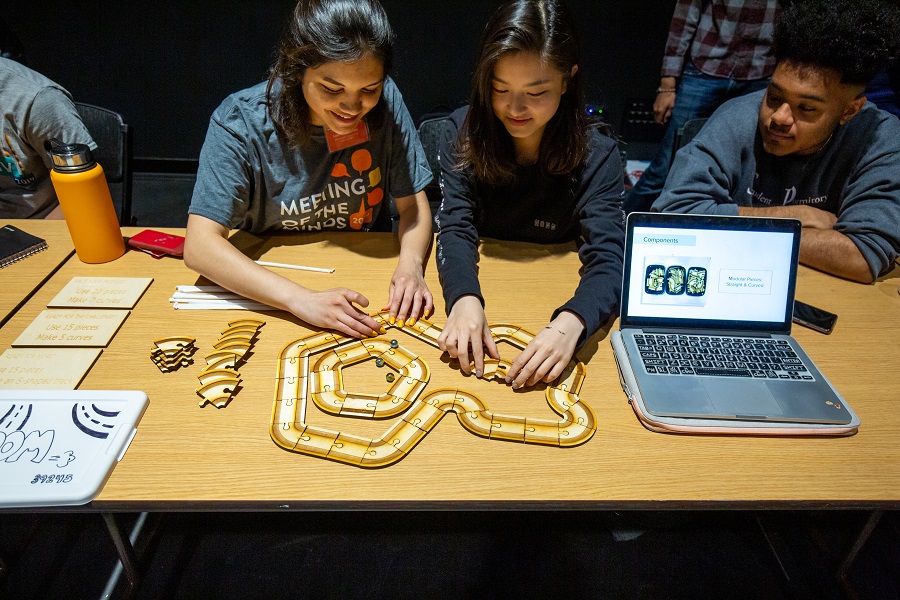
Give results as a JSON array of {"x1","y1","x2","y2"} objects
[{"x1": 624, "y1": 0, "x2": 781, "y2": 214}]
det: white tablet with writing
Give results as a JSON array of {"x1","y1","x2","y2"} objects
[{"x1": 0, "y1": 390, "x2": 148, "y2": 507}]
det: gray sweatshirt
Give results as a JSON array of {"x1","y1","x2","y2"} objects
[{"x1": 652, "y1": 90, "x2": 900, "y2": 278}]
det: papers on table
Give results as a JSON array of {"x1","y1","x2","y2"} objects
[
  {"x1": 0, "y1": 348, "x2": 102, "y2": 389},
  {"x1": 48, "y1": 277, "x2": 153, "y2": 309},
  {"x1": 12, "y1": 310, "x2": 129, "y2": 347}
]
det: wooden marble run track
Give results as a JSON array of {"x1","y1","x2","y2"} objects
[{"x1": 270, "y1": 312, "x2": 595, "y2": 468}]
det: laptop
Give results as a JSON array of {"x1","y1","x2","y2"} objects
[{"x1": 610, "y1": 212, "x2": 854, "y2": 426}]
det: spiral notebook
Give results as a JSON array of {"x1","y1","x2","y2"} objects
[{"x1": 0, "y1": 224, "x2": 48, "y2": 268}]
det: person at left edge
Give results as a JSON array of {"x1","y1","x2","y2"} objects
[
  {"x1": 435, "y1": 0, "x2": 625, "y2": 389},
  {"x1": 0, "y1": 57, "x2": 96, "y2": 219},
  {"x1": 185, "y1": 0, "x2": 434, "y2": 338}
]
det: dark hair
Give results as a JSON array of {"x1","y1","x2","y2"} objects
[
  {"x1": 460, "y1": 0, "x2": 587, "y2": 185},
  {"x1": 774, "y1": 0, "x2": 900, "y2": 87},
  {"x1": 267, "y1": 0, "x2": 395, "y2": 145}
]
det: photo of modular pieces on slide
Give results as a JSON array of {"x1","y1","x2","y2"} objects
[{"x1": 643, "y1": 257, "x2": 711, "y2": 306}]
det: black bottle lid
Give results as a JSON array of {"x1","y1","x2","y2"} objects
[{"x1": 45, "y1": 138, "x2": 96, "y2": 172}]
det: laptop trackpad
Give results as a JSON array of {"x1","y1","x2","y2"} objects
[{"x1": 702, "y1": 378, "x2": 784, "y2": 418}]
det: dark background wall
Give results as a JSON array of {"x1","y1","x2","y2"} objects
[{"x1": 9, "y1": 0, "x2": 675, "y2": 161}]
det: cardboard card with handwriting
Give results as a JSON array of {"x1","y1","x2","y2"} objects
[
  {"x1": 12, "y1": 310, "x2": 129, "y2": 348},
  {"x1": 47, "y1": 277, "x2": 153, "y2": 309},
  {"x1": 0, "y1": 348, "x2": 102, "y2": 389}
]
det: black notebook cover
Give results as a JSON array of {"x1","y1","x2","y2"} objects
[{"x1": 0, "y1": 224, "x2": 48, "y2": 268}]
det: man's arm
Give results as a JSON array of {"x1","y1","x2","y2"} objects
[
  {"x1": 660, "y1": 0, "x2": 703, "y2": 79},
  {"x1": 737, "y1": 205, "x2": 872, "y2": 283},
  {"x1": 650, "y1": 140, "x2": 742, "y2": 216},
  {"x1": 652, "y1": 93, "x2": 762, "y2": 216},
  {"x1": 736, "y1": 204, "x2": 836, "y2": 228},
  {"x1": 798, "y1": 228, "x2": 873, "y2": 283}
]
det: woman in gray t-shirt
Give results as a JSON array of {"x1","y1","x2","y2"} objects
[{"x1": 185, "y1": 0, "x2": 434, "y2": 337}]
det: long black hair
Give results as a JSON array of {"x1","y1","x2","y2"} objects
[
  {"x1": 459, "y1": 0, "x2": 588, "y2": 185},
  {"x1": 267, "y1": 0, "x2": 395, "y2": 145}
]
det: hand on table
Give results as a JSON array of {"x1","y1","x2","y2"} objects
[
  {"x1": 437, "y1": 295, "x2": 499, "y2": 376},
  {"x1": 295, "y1": 288, "x2": 382, "y2": 339},
  {"x1": 505, "y1": 311, "x2": 584, "y2": 389},
  {"x1": 383, "y1": 262, "x2": 434, "y2": 327}
]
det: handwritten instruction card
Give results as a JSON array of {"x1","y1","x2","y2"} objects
[
  {"x1": 47, "y1": 277, "x2": 153, "y2": 309},
  {"x1": 12, "y1": 310, "x2": 129, "y2": 347},
  {"x1": 0, "y1": 348, "x2": 102, "y2": 389}
]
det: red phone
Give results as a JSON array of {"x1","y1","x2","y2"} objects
[{"x1": 127, "y1": 229, "x2": 185, "y2": 258}]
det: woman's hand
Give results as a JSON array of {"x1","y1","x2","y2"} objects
[
  {"x1": 390, "y1": 190, "x2": 434, "y2": 326},
  {"x1": 292, "y1": 287, "x2": 382, "y2": 339},
  {"x1": 384, "y1": 261, "x2": 434, "y2": 326},
  {"x1": 505, "y1": 310, "x2": 584, "y2": 389},
  {"x1": 437, "y1": 295, "x2": 499, "y2": 376}
]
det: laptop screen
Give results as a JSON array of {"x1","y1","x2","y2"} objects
[{"x1": 620, "y1": 213, "x2": 801, "y2": 334}]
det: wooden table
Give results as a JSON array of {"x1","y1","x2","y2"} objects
[
  {"x1": 0, "y1": 219, "x2": 75, "y2": 327},
  {"x1": 1, "y1": 224, "x2": 898, "y2": 511}
]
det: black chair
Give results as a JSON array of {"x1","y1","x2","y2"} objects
[
  {"x1": 74, "y1": 102, "x2": 134, "y2": 226},
  {"x1": 416, "y1": 113, "x2": 455, "y2": 230},
  {"x1": 673, "y1": 117, "x2": 709, "y2": 153}
]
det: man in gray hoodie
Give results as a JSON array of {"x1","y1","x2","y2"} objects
[{"x1": 652, "y1": 0, "x2": 900, "y2": 283}]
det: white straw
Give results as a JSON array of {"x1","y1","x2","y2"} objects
[
  {"x1": 176, "y1": 285, "x2": 229, "y2": 293},
  {"x1": 172, "y1": 300, "x2": 277, "y2": 311},
  {"x1": 170, "y1": 291, "x2": 246, "y2": 301},
  {"x1": 171, "y1": 284, "x2": 278, "y2": 311},
  {"x1": 255, "y1": 260, "x2": 334, "y2": 273}
]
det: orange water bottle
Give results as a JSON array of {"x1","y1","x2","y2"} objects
[{"x1": 47, "y1": 140, "x2": 125, "y2": 263}]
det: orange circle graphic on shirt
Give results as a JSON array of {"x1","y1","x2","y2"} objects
[
  {"x1": 351, "y1": 149, "x2": 372, "y2": 174},
  {"x1": 331, "y1": 163, "x2": 350, "y2": 178},
  {"x1": 367, "y1": 188, "x2": 384, "y2": 206}
]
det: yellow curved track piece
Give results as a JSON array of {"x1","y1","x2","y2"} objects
[
  {"x1": 220, "y1": 324, "x2": 262, "y2": 337},
  {"x1": 197, "y1": 367, "x2": 240, "y2": 385},
  {"x1": 153, "y1": 336, "x2": 195, "y2": 351},
  {"x1": 197, "y1": 377, "x2": 241, "y2": 408},
  {"x1": 269, "y1": 312, "x2": 596, "y2": 467},
  {"x1": 227, "y1": 318, "x2": 265, "y2": 329},
  {"x1": 212, "y1": 339, "x2": 251, "y2": 354}
]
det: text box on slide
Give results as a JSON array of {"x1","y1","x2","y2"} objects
[{"x1": 718, "y1": 270, "x2": 773, "y2": 295}]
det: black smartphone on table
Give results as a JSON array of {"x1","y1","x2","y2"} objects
[{"x1": 793, "y1": 299, "x2": 838, "y2": 334}]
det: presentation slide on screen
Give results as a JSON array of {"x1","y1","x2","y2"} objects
[{"x1": 627, "y1": 227, "x2": 794, "y2": 323}]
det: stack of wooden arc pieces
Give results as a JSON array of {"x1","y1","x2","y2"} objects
[
  {"x1": 270, "y1": 313, "x2": 596, "y2": 468},
  {"x1": 151, "y1": 336, "x2": 197, "y2": 372},
  {"x1": 196, "y1": 318, "x2": 265, "y2": 408}
]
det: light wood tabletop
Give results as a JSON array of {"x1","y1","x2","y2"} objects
[
  {"x1": 0, "y1": 219, "x2": 76, "y2": 326},
  {"x1": 1, "y1": 224, "x2": 898, "y2": 509}
]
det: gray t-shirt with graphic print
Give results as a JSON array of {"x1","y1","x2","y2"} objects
[
  {"x1": 0, "y1": 58, "x2": 95, "y2": 218},
  {"x1": 189, "y1": 77, "x2": 432, "y2": 234}
]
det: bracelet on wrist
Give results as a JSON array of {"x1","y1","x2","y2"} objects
[{"x1": 656, "y1": 87, "x2": 676, "y2": 93}]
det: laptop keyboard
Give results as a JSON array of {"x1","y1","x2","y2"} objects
[{"x1": 632, "y1": 333, "x2": 814, "y2": 381}]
